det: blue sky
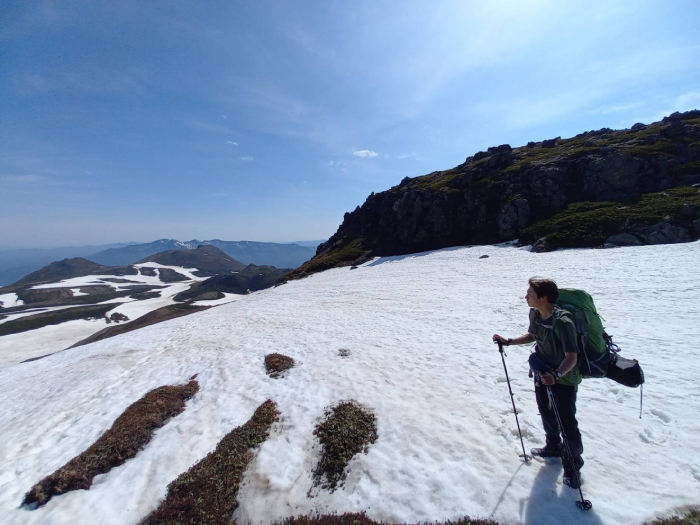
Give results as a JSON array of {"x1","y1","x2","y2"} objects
[{"x1": 1, "y1": 0, "x2": 699, "y2": 247}]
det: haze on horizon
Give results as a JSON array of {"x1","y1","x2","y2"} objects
[{"x1": 2, "y1": 0, "x2": 699, "y2": 248}]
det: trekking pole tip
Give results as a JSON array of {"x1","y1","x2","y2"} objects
[{"x1": 576, "y1": 499, "x2": 593, "y2": 511}]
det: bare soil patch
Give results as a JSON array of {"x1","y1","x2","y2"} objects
[
  {"x1": 71, "y1": 303, "x2": 211, "y2": 348},
  {"x1": 312, "y1": 401, "x2": 378, "y2": 491},
  {"x1": 22, "y1": 379, "x2": 199, "y2": 508},
  {"x1": 265, "y1": 353, "x2": 295, "y2": 378},
  {"x1": 0, "y1": 303, "x2": 121, "y2": 336},
  {"x1": 141, "y1": 399, "x2": 279, "y2": 524}
]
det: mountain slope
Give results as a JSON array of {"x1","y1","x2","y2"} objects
[
  {"x1": 0, "y1": 241, "x2": 698, "y2": 524},
  {"x1": 0, "y1": 243, "x2": 138, "y2": 287},
  {"x1": 290, "y1": 111, "x2": 700, "y2": 278},
  {"x1": 137, "y1": 245, "x2": 247, "y2": 276},
  {"x1": 90, "y1": 239, "x2": 315, "y2": 269}
]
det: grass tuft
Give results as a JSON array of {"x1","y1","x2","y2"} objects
[
  {"x1": 141, "y1": 399, "x2": 279, "y2": 524},
  {"x1": 312, "y1": 401, "x2": 378, "y2": 492},
  {"x1": 265, "y1": 353, "x2": 295, "y2": 378},
  {"x1": 22, "y1": 379, "x2": 199, "y2": 507}
]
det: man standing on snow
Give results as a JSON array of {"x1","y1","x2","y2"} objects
[{"x1": 493, "y1": 276, "x2": 584, "y2": 488}]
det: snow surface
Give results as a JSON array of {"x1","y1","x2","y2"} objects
[
  {"x1": 0, "y1": 242, "x2": 699, "y2": 525},
  {"x1": 0, "y1": 293, "x2": 24, "y2": 308},
  {"x1": 0, "y1": 265, "x2": 210, "y2": 368}
]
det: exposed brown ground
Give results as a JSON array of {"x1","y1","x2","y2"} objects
[
  {"x1": 22, "y1": 378, "x2": 199, "y2": 507},
  {"x1": 70, "y1": 303, "x2": 211, "y2": 348},
  {"x1": 275, "y1": 515, "x2": 502, "y2": 525},
  {"x1": 265, "y1": 353, "x2": 295, "y2": 378},
  {"x1": 140, "y1": 399, "x2": 279, "y2": 524}
]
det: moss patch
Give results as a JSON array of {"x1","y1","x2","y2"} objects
[
  {"x1": 521, "y1": 186, "x2": 700, "y2": 249},
  {"x1": 141, "y1": 399, "x2": 279, "y2": 525},
  {"x1": 22, "y1": 379, "x2": 199, "y2": 508},
  {"x1": 300, "y1": 239, "x2": 365, "y2": 275},
  {"x1": 275, "y1": 513, "x2": 502, "y2": 525},
  {"x1": 313, "y1": 401, "x2": 378, "y2": 491},
  {"x1": 265, "y1": 353, "x2": 295, "y2": 378}
]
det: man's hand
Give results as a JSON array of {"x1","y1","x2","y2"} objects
[
  {"x1": 492, "y1": 334, "x2": 507, "y2": 344},
  {"x1": 540, "y1": 372, "x2": 556, "y2": 386}
]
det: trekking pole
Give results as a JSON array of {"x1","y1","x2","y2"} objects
[
  {"x1": 496, "y1": 340, "x2": 531, "y2": 463},
  {"x1": 544, "y1": 384, "x2": 592, "y2": 511}
]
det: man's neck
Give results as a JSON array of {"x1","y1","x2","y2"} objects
[{"x1": 537, "y1": 303, "x2": 555, "y2": 320}]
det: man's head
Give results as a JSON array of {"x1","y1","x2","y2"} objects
[{"x1": 526, "y1": 276, "x2": 559, "y2": 307}]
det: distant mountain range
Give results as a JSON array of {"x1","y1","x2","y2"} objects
[
  {"x1": 89, "y1": 239, "x2": 316, "y2": 270},
  {"x1": 0, "y1": 239, "x2": 323, "y2": 286}
]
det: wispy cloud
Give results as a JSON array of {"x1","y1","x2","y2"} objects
[
  {"x1": 353, "y1": 149, "x2": 378, "y2": 158},
  {"x1": 227, "y1": 141, "x2": 238, "y2": 146},
  {"x1": 398, "y1": 152, "x2": 417, "y2": 160},
  {"x1": 1, "y1": 174, "x2": 45, "y2": 183},
  {"x1": 239, "y1": 156, "x2": 253, "y2": 161}
]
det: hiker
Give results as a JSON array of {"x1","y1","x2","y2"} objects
[{"x1": 493, "y1": 276, "x2": 585, "y2": 488}]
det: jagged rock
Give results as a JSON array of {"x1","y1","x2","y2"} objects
[
  {"x1": 479, "y1": 255, "x2": 489, "y2": 259},
  {"x1": 601, "y1": 243, "x2": 617, "y2": 249},
  {"x1": 631, "y1": 123, "x2": 646, "y2": 130},
  {"x1": 692, "y1": 219, "x2": 700, "y2": 237},
  {"x1": 290, "y1": 111, "x2": 700, "y2": 277},
  {"x1": 645, "y1": 222, "x2": 691, "y2": 244},
  {"x1": 497, "y1": 198, "x2": 531, "y2": 239},
  {"x1": 605, "y1": 233, "x2": 643, "y2": 247}
]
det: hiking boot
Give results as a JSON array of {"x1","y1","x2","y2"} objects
[
  {"x1": 563, "y1": 456, "x2": 584, "y2": 488},
  {"x1": 530, "y1": 443, "x2": 564, "y2": 458}
]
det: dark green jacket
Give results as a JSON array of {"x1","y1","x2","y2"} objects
[{"x1": 528, "y1": 307, "x2": 582, "y2": 386}]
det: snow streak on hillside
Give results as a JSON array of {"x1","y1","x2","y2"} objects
[{"x1": 0, "y1": 242, "x2": 699, "y2": 524}]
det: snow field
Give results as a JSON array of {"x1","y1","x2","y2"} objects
[
  {"x1": 0, "y1": 264, "x2": 209, "y2": 368},
  {"x1": 0, "y1": 242, "x2": 698, "y2": 525}
]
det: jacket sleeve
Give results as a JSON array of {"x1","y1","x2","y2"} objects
[{"x1": 554, "y1": 315, "x2": 579, "y2": 354}]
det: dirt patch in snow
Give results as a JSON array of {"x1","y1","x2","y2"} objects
[
  {"x1": 22, "y1": 379, "x2": 199, "y2": 508},
  {"x1": 265, "y1": 353, "x2": 295, "y2": 378},
  {"x1": 0, "y1": 303, "x2": 120, "y2": 336},
  {"x1": 70, "y1": 303, "x2": 211, "y2": 348},
  {"x1": 141, "y1": 399, "x2": 279, "y2": 525}
]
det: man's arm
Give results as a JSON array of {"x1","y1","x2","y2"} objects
[{"x1": 492, "y1": 333, "x2": 535, "y2": 345}]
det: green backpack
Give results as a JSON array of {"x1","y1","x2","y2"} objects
[{"x1": 555, "y1": 288, "x2": 611, "y2": 378}]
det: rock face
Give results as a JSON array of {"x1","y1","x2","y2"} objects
[{"x1": 297, "y1": 111, "x2": 700, "y2": 276}]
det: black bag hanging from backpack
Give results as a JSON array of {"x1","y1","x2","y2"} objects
[{"x1": 606, "y1": 354, "x2": 645, "y2": 388}]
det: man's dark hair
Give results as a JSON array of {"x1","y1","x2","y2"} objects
[{"x1": 528, "y1": 276, "x2": 559, "y2": 304}]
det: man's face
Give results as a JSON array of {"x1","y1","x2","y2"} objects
[{"x1": 525, "y1": 285, "x2": 544, "y2": 308}]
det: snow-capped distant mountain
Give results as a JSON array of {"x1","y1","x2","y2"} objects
[
  {"x1": 89, "y1": 239, "x2": 315, "y2": 269},
  {"x1": 1, "y1": 241, "x2": 698, "y2": 524}
]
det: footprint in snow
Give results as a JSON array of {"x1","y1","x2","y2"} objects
[{"x1": 650, "y1": 408, "x2": 671, "y2": 424}]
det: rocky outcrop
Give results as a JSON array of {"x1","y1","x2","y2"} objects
[{"x1": 293, "y1": 111, "x2": 700, "y2": 277}]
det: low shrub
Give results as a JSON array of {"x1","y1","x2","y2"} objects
[
  {"x1": 141, "y1": 399, "x2": 279, "y2": 524},
  {"x1": 313, "y1": 401, "x2": 378, "y2": 491},
  {"x1": 521, "y1": 186, "x2": 700, "y2": 249},
  {"x1": 645, "y1": 508, "x2": 700, "y2": 524},
  {"x1": 22, "y1": 379, "x2": 199, "y2": 507},
  {"x1": 275, "y1": 513, "x2": 502, "y2": 525},
  {"x1": 265, "y1": 353, "x2": 295, "y2": 378}
]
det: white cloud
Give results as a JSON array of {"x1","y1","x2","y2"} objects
[
  {"x1": 239, "y1": 156, "x2": 253, "y2": 161},
  {"x1": 227, "y1": 141, "x2": 238, "y2": 146},
  {"x1": 353, "y1": 149, "x2": 378, "y2": 158},
  {"x1": 398, "y1": 152, "x2": 417, "y2": 159},
  {"x1": 221, "y1": 114, "x2": 228, "y2": 119},
  {"x1": 1, "y1": 174, "x2": 45, "y2": 183}
]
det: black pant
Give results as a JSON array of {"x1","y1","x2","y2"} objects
[{"x1": 535, "y1": 381, "x2": 583, "y2": 459}]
